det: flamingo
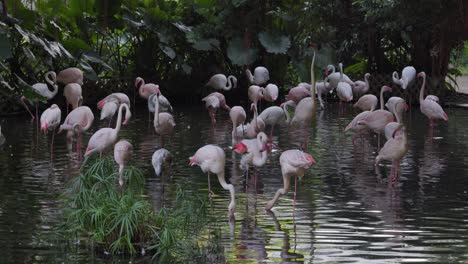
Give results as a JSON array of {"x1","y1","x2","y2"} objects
[
  {"x1": 59, "y1": 106, "x2": 94, "y2": 152},
  {"x1": 258, "y1": 101, "x2": 293, "y2": 140},
  {"x1": 202, "y1": 92, "x2": 230, "y2": 124},
  {"x1": 248, "y1": 85, "x2": 265, "y2": 108},
  {"x1": 336, "y1": 63, "x2": 353, "y2": 105},
  {"x1": 236, "y1": 103, "x2": 265, "y2": 139},
  {"x1": 357, "y1": 86, "x2": 394, "y2": 149},
  {"x1": 230, "y1": 106, "x2": 246, "y2": 143},
  {"x1": 84, "y1": 103, "x2": 130, "y2": 157},
  {"x1": 344, "y1": 110, "x2": 372, "y2": 147},
  {"x1": 206, "y1": 74, "x2": 237, "y2": 90},
  {"x1": 233, "y1": 132, "x2": 269, "y2": 187},
  {"x1": 148, "y1": 93, "x2": 173, "y2": 113},
  {"x1": 324, "y1": 64, "x2": 354, "y2": 89},
  {"x1": 100, "y1": 98, "x2": 119, "y2": 125},
  {"x1": 286, "y1": 84, "x2": 310, "y2": 104},
  {"x1": 265, "y1": 149, "x2": 316, "y2": 210},
  {"x1": 0, "y1": 125, "x2": 4, "y2": 146},
  {"x1": 152, "y1": 148, "x2": 173, "y2": 176},
  {"x1": 63, "y1": 83, "x2": 82, "y2": 114},
  {"x1": 354, "y1": 94, "x2": 378, "y2": 112},
  {"x1": 56, "y1": 67, "x2": 83, "y2": 85},
  {"x1": 418, "y1": 72, "x2": 448, "y2": 128},
  {"x1": 385, "y1": 97, "x2": 408, "y2": 124},
  {"x1": 264, "y1": 84, "x2": 279, "y2": 102},
  {"x1": 152, "y1": 92, "x2": 175, "y2": 146},
  {"x1": 246, "y1": 66, "x2": 269, "y2": 86},
  {"x1": 316, "y1": 81, "x2": 332, "y2": 109},
  {"x1": 134, "y1": 77, "x2": 161, "y2": 121},
  {"x1": 375, "y1": 123, "x2": 408, "y2": 183},
  {"x1": 40, "y1": 104, "x2": 61, "y2": 147},
  {"x1": 189, "y1": 144, "x2": 235, "y2": 217},
  {"x1": 97, "y1": 93, "x2": 130, "y2": 109},
  {"x1": 20, "y1": 71, "x2": 58, "y2": 121},
  {"x1": 393, "y1": 66, "x2": 416, "y2": 90},
  {"x1": 352, "y1": 73, "x2": 370, "y2": 96},
  {"x1": 114, "y1": 140, "x2": 133, "y2": 187}
]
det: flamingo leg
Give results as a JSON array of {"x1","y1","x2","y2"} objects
[
  {"x1": 377, "y1": 133, "x2": 381, "y2": 152},
  {"x1": 208, "y1": 172, "x2": 214, "y2": 198},
  {"x1": 269, "y1": 125, "x2": 275, "y2": 143},
  {"x1": 245, "y1": 166, "x2": 249, "y2": 191},
  {"x1": 20, "y1": 96, "x2": 35, "y2": 120},
  {"x1": 294, "y1": 175, "x2": 298, "y2": 209},
  {"x1": 35, "y1": 104, "x2": 39, "y2": 132}
]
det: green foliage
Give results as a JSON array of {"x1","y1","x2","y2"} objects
[
  {"x1": 258, "y1": 31, "x2": 291, "y2": 54},
  {"x1": 227, "y1": 37, "x2": 257, "y2": 66}
]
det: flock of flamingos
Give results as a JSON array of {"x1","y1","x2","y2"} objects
[{"x1": 1, "y1": 49, "x2": 449, "y2": 218}]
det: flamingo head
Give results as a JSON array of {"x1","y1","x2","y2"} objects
[
  {"x1": 305, "y1": 154, "x2": 317, "y2": 167},
  {"x1": 417, "y1": 72, "x2": 426, "y2": 79},
  {"x1": 383, "y1": 86, "x2": 392, "y2": 93},
  {"x1": 233, "y1": 141, "x2": 248, "y2": 154},
  {"x1": 232, "y1": 77, "x2": 238, "y2": 89},
  {"x1": 134, "y1": 77, "x2": 143, "y2": 89},
  {"x1": 188, "y1": 156, "x2": 197, "y2": 166}
]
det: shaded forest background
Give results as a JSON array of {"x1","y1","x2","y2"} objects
[{"x1": 0, "y1": 0, "x2": 467, "y2": 113}]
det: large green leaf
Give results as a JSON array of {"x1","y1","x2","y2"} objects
[
  {"x1": 258, "y1": 31, "x2": 291, "y2": 54},
  {"x1": 227, "y1": 37, "x2": 257, "y2": 66},
  {"x1": 195, "y1": 0, "x2": 216, "y2": 8},
  {"x1": 0, "y1": 33, "x2": 12, "y2": 60},
  {"x1": 192, "y1": 38, "x2": 219, "y2": 51},
  {"x1": 315, "y1": 46, "x2": 336, "y2": 69},
  {"x1": 82, "y1": 52, "x2": 113, "y2": 71},
  {"x1": 159, "y1": 44, "x2": 176, "y2": 59}
]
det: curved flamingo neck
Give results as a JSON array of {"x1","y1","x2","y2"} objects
[
  {"x1": 310, "y1": 50, "x2": 316, "y2": 100},
  {"x1": 393, "y1": 72, "x2": 402, "y2": 86},
  {"x1": 380, "y1": 87, "x2": 386, "y2": 110},
  {"x1": 266, "y1": 174, "x2": 291, "y2": 210},
  {"x1": 216, "y1": 171, "x2": 235, "y2": 214},
  {"x1": 364, "y1": 74, "x2": 370, "y2": 86},
  {"x1": 283, "y1": 102, "x2": 291, "y2": 123},
  {"x1": 246, "y1": 69, "x2": 254, "y2": 84},
  {"x1": 419, "y1": 73, "x2": 426, "y2": 103},
  {"x1": 115, "y1": 103, "x2": 128, "y2": 133},
  {"x1": 395, "y1": 102, "x2": 404, "y2": 123},
  {"x1": 227, "y1": 75, "x2": 235, "y2": 90},
  {"x1": 339, "y1": 63, "x2": 344, "y2": 83},
  {"x1": 153, "y1": 96, "x2": 160, "y2": 126}
]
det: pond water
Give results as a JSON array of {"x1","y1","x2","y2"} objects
[{"x1": 0, "y1": 103, "x2": 467, "y2": 263}]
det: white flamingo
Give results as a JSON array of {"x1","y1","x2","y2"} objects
[
  {"x1": 206, "y1": 74, "x2": 237, "y2": 90},
  {"x1": 246, "y1": 66, "x2": 269, "y2": 86}
]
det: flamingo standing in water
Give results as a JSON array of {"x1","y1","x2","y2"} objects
[
  {"x1": 63, "y1": 83, "x2": 82, "y2": 114},
  {"x1": 352, "y1": 73, "x2": 371, "y2": 96},
  {"x1": 386, "y1": 97, "x2": 408, "y2": 124},
  {"x1": 345, "y1": 110, "x2": 372, "y2": 147},
  {"x1": 393, "y1": 66, "x2": 416, "y2": 104},
  {"x1": 152, "y1": 92, "x2": 175, "y2": 146},
  {"x1": 206, "y1": 74, "x2": 238, "y2": 90},
  {"x1": 258, "y1": 101, "x2": 292, "y2": 141},
  {"x1": 248, "y1": 85, "x2": 265, "y2": 108},
  {"x1": 418, "y1": 72, "x2": 448, "y2": 129},
  {"x1": 324, "y1": 64, "x2": 354, "y2": 90},
  {"x1": 375, "y1": 123, "x2": 408, "y2": 183},
  {"x1": 336, "y1": 63, "x2": 353, "y2": 106},
  {"x1": 264, "y1": 84, "x2": 279, "y2": 102},
  {"x1": 20, "y1": 71, "x2": 58, "y2": 121},
  {"x1": 316, "y1": 81, "x2": 332, "y2": 109},
  {"x1": 265, "y1": 149, "x2": 316, "y2": 210},
  {"x1": 235, "y1": 103, "x2": 265, "y2": 139},
  {"x1": 354, "y1": 94, "x2": 378, "y2": 112},
  {"x1": 189, "y1": 144, "x2": 235, "y2": 217},
  {"x1": 135, "y1": 77, "x2": 160, "y2": 121},
  {"x1": 84, "y1": 103, "x2": 131, "y2": 158},
  {"x1": 40, "y1": 104, "x2": 61, "y2": 148},
  {"x1": 97, "y1": 93, "x2": 130, "y2": 109},
  {"x1": 56, "y1": 67, "x2": 84, "y2": 85},
  {"x1": 233, "y1": 132, "x2": 269, "y2": 187},
  {"x1": 230, "y1": 106, "x2": 246, "y2": 143},
  {"x1": 59, "y1": 106, "x2": 94, "y2": 152},
  {"x1": 114, "y1": 140, "x2": 133, "y2": 187},
  {"x1": 152, "y1": 148, "x2": 173, "y2": 176},
  {"x1": 202, "y1": 92, "x2": 230, "y2": 124},
  {"x1": 246, "y1": 66, "x2": 269, "y2": 86},
  {"x1": 357, "y1": 86, "x2": 394, "y2": 150},
  {"x1": 286, "y1": 84, "x2": 310, "y2": 104},
  {"x1": 148, "y1": 93, "x2": 173, "y2": 113}
]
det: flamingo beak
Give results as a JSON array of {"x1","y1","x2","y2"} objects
[
  {"x1": 188, "y1": 156, "x2": 196, "y2": 166},
  {"x1": 306, "y1": 154, "x2": 316, "y2": 166},
  {"x1": 122, "y1": 119, "x2": 129, "y2": 125},
  {"x1": 233, "y1": 142, "x2": 247, "y2": 154}
]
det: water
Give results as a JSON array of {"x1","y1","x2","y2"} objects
[{"x1": 0, "y1": 104, "x2": 467, "y2": 263}]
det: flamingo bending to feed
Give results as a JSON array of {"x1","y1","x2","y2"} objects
[
  {"x1": 40, "y1": 104, "x2": 61, "y2": 147},
  {"x1": 206, "y1": 74, "x2": 237, "y2": 90},
  {"x1": 20, "y1": 71, "x2": 58, "y2": 121},
  {"x1": 418, "y1": 72, "x2": 448, "y2": 128},
  {"x1": 357, "y1": 86, "x2": 394, "y2": 149},
  {"x1": 324, "y1": 64, "x2": 354, "y2": 89},
  {"x1": 234, "y1": 132, "x2": 269, "y2": 186},
  {"x1": 385, "y1": 96, "x2": 408, "y2": 124},
  {"x1": 63, "y1": 83, "x2": 83, "y2": 114},
  {"x1": 230, "y1": 106, "x2": 246, "y2": 143},
  {"x1": 264, "y1": 84, "x2": 279, "y2": 102},
  {"x1": 286, "y1": 84, "x2": 310, "y2": 104},
  {"x1": 97, "y1": 93, "x2": 130, "y2": 109},
  {"x1": 56, "y1": 67, "x2": 83, "y2": 85},
  {"x1": 246, "y1": 66, "x2": 269, "y2": 86},
  {"x1": 336, "y1": 63, "x2": 353, "y2": 105},
  {"x1": 352, "y1": 73, "x2": 371, "y2": 96},
  {"x1": 375, "y1": 123, "x2": 408, "y2": 183},
  {"x1": 259, "y1": 101, "x2": 293, "y2": 140},
  {"x1": 354, "y1": 94, "x2": 378, "y2": 112},
  {"x1": 236, "y1": 103, "x2": 265, "y2": 139},
  {"x1": 148, "y1": 93, "x2": 173, "y2": 113},
  {"x1": 248, "y1": 85, "x2": 265, "y2": 108},
  {"x1": 202, "y1": 92, "x2": 230, "y2": 124},
  {"x1": 152, "y1": 148, "x2": 173, "y2": 176},
  {"x1": 84, "y1": 103, "x2": 130, "y2": 157},
  {"x1": 59, "y1": 106, "x2": 94, "y2": 152},
  {"x1": 152, "y1": 92, "x2": 175, "y2": 146},
  {"x1": 114, "y1": 140, "x2": 133, "y2": 187},
  {"x1": 316, "y1": 81, "x2": 332, "y2": 109},
  {"x1": 345, "y1": 110, "x2": 372, "y2": 147},
  {"x1": 265, "y1": 149, "x2": 316, "y2": 210},
  {"x1": 189, "y1": 145, "x2": 235, "y2": 217}
]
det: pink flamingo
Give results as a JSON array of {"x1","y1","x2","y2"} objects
[
  {"x1": 246, "y1": 66, "x2": 269, "y2": 86},
  {"x1": 84, "y1": 103, "x2": 130, "y2": 157},
  {"x1": 357, "y1": 86, "x2": 394, "y2": 149},
  {"x1": 135, "y1": 77, "x2": 159, "y2": 99},
  {"x1": 63, "y1": 83, "x2": 82, "y2": 114},
  {"x1": 258, "y1": 101, "x2": 292, "y2": 141},
  {"x1": 264, "y1": 84, "x2": 279, "y2": 102},
  {"x1": 265, "y1": 149, "x2": 316, "y2": 210},
  {"x1": 206, "y1": 74, "x2": 237, "y2": 90},
  {"x1": 248, "y1": 85, "x2": 265, "y2": 108},
  {"x1": 230, "y1": 106, "x2": 246, "y2": 143},
  {"x1": 354, "y1": 94, "x2": 378, "y2": 112},
  {"x1": 336, "y1": 63, "x2": 353, "y2": 106},
  {"x1": 385, "y1": 96, "x2": 408, "y2": 124},
  {"x1": 56, "y1": 67, "x2": 83, "y2": 85},
  {"x1": 352, "y1": 73, "x2": 371, "y2": 96},
  {"x1": 233, "y1": 132, "x2": 269, "y2": 187},
  {"x1": 59, "y1": 106, "x2": 94, "y2": 152},
  {"x1": 236, "y1": 103, "x2": 265, "y2": 139},
  {"x1": 152, "y1": 148, "x2": 173, "y2": 177},
  {"x1": 316, "y1": 81, "x2": 332, "y2": 109},
  {"x1": 98, "y1": 93, "x2": 131, "y2": 126},
  {"x1": 189, "y1": 144, "x2": 236, "y2": 217},
  {"x1": 20, "y1": 71, "x2": 58, "y2": 121},
  {"x1": 202, "y1": 92, "x2": 230, "y2": 124},
  {"x1": 324, "y1": 64, "x2": 355, "y2": 90},
  {"x1": 345, "y1": 110, "x2": 372, "y2": 147},
  {"x1": 286, "y1": 84, "x2": 310, "y2": 105},
  {"x1": 40, "y1": 104, "x2": 61, "y2": 148},
  {"x1": 152, "y1": 92, "x2": 175, "y2": 146},
  {"x1": 375, "y1": 123, "x2": 408, "y2": 183},
  {"x1": 97, "y1": 93, "x2": 130, "y2": 109},
  {"x1": 418, "y1": 72, "x2": 448, "y2": 128},
  {"x1": 114, "y1": 140, "x2": 133, "y2": 186}
]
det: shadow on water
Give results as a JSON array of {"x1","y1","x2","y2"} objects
[{"x1": 0, "y1": 103, "x2": 467, "y2": 262}]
